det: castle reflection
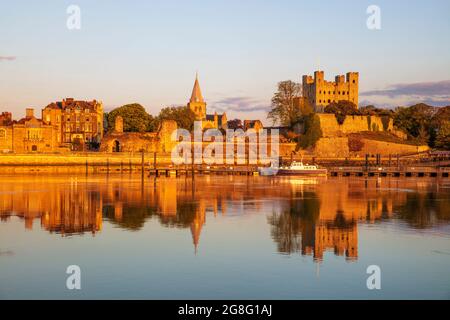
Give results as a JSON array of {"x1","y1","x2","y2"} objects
[{"x1": 0, "y1": 175, "x2": 448, "y2": 262}]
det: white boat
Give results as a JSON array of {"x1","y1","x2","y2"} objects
[{"x1": 258, "y1": 161, "x2": 327, "y2": 176}]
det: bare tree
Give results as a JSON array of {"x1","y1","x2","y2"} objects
[{"x1": 268, "y1": 80, "x2": 302, "y2": 127}]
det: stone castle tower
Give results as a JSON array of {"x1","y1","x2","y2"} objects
[
  {"x1": 302, "y1": 71, "x2": 359, "y2": 112},
  {"x1": 187, "y1": 73, "x2": 207, "y2": 120}
]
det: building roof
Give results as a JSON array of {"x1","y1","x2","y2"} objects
[
  {"x1": 205, "y1": 113, "x2": 226, "y2": 126},
  {"x1": 44, "y1": 98, "x2": 100, "y2": 111},
  {"x1": 189, "y1": 74, "x2": 204, "y2": 103}
]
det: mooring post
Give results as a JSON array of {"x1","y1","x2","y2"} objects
[
  {"x1": 107, "y1": 158, "x2": 110, "y2": 174},
  {"x1": 85, "y1": 159, "x2": 88, "y2": 175},
  {"x1": 191, "y1": 147, "x2": 195, "y2": 179},
  {"x1": 141, "y1": 150, "x2": 145, "y2": 179}
]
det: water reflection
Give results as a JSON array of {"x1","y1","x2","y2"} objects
[{"x1": 0, "y1": 175, "x2": 449, "y2": 262}]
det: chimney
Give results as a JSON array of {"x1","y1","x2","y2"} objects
[{"x1": 26, "y1": 108, "x2": 34, "y2": 118}]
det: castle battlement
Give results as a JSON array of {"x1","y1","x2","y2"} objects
[{"x1": 302, "y1": 70, "x2": 359, "y2": 112}]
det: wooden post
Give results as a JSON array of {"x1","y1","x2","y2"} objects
[
  {"x1": 154, "y1": 152, "x2": 157, "y2": 170},
  {"x1": 106, "y1": 158, "x2": 110, "y2": 174},
  {"x1": 85, "y1": 159, "x2": 88, "y2": 175},
  {"x1": 191, "y1": 146, "x2": 194, "y2": 179},
  {"x1": 141, "y1": 150, "x2": 145, "y2": 179}
]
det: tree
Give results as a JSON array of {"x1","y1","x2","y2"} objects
[
  {"x1": 107, "y1": 104, "x2": 153, "y2": 133},
  {"x1": 268, "y1": 80, "x2": 302, "y2": 127},
  {"x1": 297, "y1": 114, "x2": 322, "y2": 149},
  {"x1": 360, "y1": 105, "x2": 394, "y2": 117},
  {"x1": 156, "y1": 106, "x2": 196, "y2": 131},
  {"x1": 431, "y1": 106, "x2": 450, "y2": 149},
  {"x1": 324, "y1": 100, "x2": 360, "y2": 124},
  {"x1": 227, "y1": 119, "x2": 243, "y2": 130},
  {"x1": 435, "y1": 121, "x2": 450, "y2": 150},
  {"x1": 393, "y1": 103, "x2": 436, "y2": 144}
]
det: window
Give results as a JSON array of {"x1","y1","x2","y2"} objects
[{"x1": 0, "y1": 129, "x2": 5, "y2": 139}]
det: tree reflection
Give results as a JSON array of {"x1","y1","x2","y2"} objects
[{"x1": 394, "y1": 192, "x2": 450, "y2": 229}]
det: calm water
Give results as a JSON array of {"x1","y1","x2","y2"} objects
[{"x1": 0, "y1": 174, "x2": 449, "y2": 299}]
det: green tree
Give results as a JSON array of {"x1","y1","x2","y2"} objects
[
  {"x1": 435, "y1": 120, "x2": 450, "y2": 150},
  {"x1": 324, "y1": 100, "x2": 360, "y2": 124},
  {"x1": 394, "y1": 103, "x2": 436, "y2": 142},
  {"x1": 268, "y1": 80, "x2": 302, "y2": 127},
  {"x1": 107, "y1": 104, "x2": 153, "y2": 133},
  {"x1": 297, "y1": 114, "x2": 322, "y2": 149},
  {"x1": 156, "y1": 106, "x2": 196, "y2": 131},
  {"x1": 431, "y1": 106, "x2": 450, "y2": 149}
]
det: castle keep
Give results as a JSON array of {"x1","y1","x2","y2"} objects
[{"x1": 302, "y1": 71, "x2": 359, "y2": 112}]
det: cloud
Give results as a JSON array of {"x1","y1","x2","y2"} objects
[
  {"x1": 211, "y1": 96, "x2": 271, "y2": 114},
  {"x1": 360, "y1": 80, "x2": 450, "y2": 107},
  {"x1": 0, "y1": 56, "x2": 16, "y2": 61}
]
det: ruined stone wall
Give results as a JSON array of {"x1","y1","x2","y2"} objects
[{"x1": 318, "y1": 114, "x2": 394, "y2": 137}]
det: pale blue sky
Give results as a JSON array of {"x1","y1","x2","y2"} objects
[{"x1": 1, "y1": 0, "x2": 449, "y2": 122}]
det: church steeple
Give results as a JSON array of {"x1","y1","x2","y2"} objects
[
  {"x1": 190, "y1": 73, "x2": 204, "y2": 103},
  {"x1": 188, "y1": 73, "x2": 207, "y2": 120}
]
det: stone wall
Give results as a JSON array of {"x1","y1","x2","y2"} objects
[
  {"x1": 317, "y1": 114, "x2": 394, "y2": 137},
  {"x1": 313, "y1": 136, "x2": 429, "y2": 157},
  {"x1": 314, "y1": 137, "x2": 350, "y2": 157},
  {"x1": 358, "y1": 139, "x2": 429, "y2": 156}
]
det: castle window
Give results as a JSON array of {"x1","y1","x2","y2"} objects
[
  {"x1": 328, "y1": 99, "x2": 331, "y2": 103},
  {"x1": 0, "y1": 129, "x2": 5, "y2": 139},
  {"x1": 353, "y1": 80, "x2": 355, "y2": 84},
  {"x1": 338, "y1": 91, "x2": 341, "y2": 95}
]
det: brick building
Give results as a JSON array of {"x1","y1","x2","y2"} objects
[{"x1": 42, "y1": 98, "x2": 104, "y2": 149}]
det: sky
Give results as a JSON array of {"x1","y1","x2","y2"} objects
[{"x1": 1, "y1": 0, "x2": 450, "y2": 123}]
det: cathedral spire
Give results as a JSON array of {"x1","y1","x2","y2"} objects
[{"x1": 190, "y1": 73, "x2": 204, "y2": 103}]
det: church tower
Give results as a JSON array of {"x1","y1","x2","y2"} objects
[{"x1": 188, "y1": 73, "x2": 207, "y2": 120}]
